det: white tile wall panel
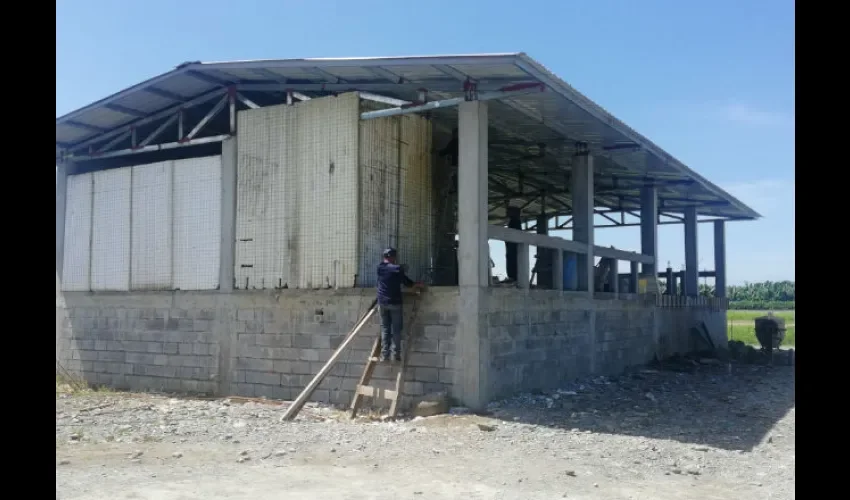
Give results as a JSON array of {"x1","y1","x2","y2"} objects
[
  {"x1": 173, "y1": 156, "x2": 221, "y2": 290},
  {"x1": 90, "y1": 168, "x2": 132, "y2": 291},
  {"x1": 357, "y1": 116, "x2": 401, "y2": 287},
  {"x1": 235, "y1": 93, "x2": 359, "y2": 289},
  {"x1": 130, "y1": 161, "x2": 173, "y2": 290},
  {"x1": 61, "y1": 173, "x2": 93, "y2": 291},
  {"x1": 357, "y1": 112, "x2": 433, "y2": 286},
  {"x1": 293, "y1": 93, "x2": 359, "y2": 289},
  {"x1": 235, "y1": 104, "x2": 293, "y2": 289}
]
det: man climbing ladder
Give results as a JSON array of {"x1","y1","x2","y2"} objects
[{"x1": 376, "y1": 247, "x2": 423, "y2": 362}]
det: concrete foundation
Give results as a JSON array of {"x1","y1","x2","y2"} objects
[{"x1": 56, "y1": 287, "x2": 725, "y2": 409}]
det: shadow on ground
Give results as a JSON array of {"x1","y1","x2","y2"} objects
[{"x1": 476, "y1": 360, "x2": 795, "y2": 452}]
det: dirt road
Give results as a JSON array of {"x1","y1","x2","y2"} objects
[{"x1": 56, "y1": 363, "x2": 795, "y2": 500}]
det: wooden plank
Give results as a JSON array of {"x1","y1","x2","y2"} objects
[
  {"x1": 280, "y1": 299, "x2": 378, "y2": 422},
  {"x1": 356, "y1": 385, "x2": 398, "y2": 400},
  {"x1": 389, "y1": 298, "x2": 421, "y2": 417},
  {"x1": 350, "y1": 335, "x2": 383, "y2": 418}
]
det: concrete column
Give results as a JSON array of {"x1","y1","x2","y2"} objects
[
  {"x1": 517, "y1": 243, "x2": 530, "y2": 289},
  {"x1": 714, "y1": 220, "x2": 726, "y2": 298},
  {"x1": 640, "y1": 185, "x2": 658, "y2": 275},
  {"x1": 630, "y1": 261, "x2": 639, "y2": 293},
  {"x1": 56, "y1": 163, "x2": 69, "y2": 289},
  {"x1": 553, "y1": 248, "x2": 564, "y2": 291},
  {"x1": 684, "y1": 206, "x2": 698, "y2": 296},
  {"x1": 535, "y1": 213, "x2": 552, "y2": 289},
  {"x1": 504, "y1": 206, "x2": 521, "y2": 282},
  {"x1": 219, "y1": 137, "x2": 238, "y2": 292},
  {"x1": 608, "y1": 259, "x2": 619, "y2": 296},
  {"x1": 571, "y1": 155, "x2": 594, "y2": 295},
  {"x1": 455, "y1": 100, "x2": 489, "y2": 410},
  {"x1": 665, "y1": 267, "x2": 674, "y2": 295}
]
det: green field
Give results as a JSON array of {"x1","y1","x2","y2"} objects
[{"x1": 727, "y1": 309, "x2": 796, "y2": 347}]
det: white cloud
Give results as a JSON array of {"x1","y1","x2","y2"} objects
[{"x1": 714, "y1": 103, "x2": 792, "y2": 128}]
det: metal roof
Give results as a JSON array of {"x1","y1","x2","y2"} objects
[{"x1": 56, "y1": 52, "x2": 760, "y2": 221}]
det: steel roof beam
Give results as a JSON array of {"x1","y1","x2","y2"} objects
[
  {"x1": 186, "y1": 69, "x2": 232, "y2": 87},
  {"x1": 65, "y1": 88, "x2": 227, "y2": 153},
  {"x1": 104, "y1": 103, "x2": 146, "y2": 118},
  {"x1": 144, "y1": 87, "x2": 187, "y2": 101},
  {"x1": 65, "y1": 121, "x2": 107, "y2": 133}
]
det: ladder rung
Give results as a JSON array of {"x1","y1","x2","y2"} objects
[
  {"x1": 368, "y1": 357, "x2": 381, "y2": 362},
  {"x1": 356, "y1": 385, "x2": 398, "y2": 400}
]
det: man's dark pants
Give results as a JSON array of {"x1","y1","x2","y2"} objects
[{"x1": 379, "y1": 304, "x2": 403, "y2": 359}]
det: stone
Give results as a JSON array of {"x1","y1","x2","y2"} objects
[
  {"x1": 172, "y1": 452, "x2": 183, "y2": 458},
  {"x1": 476, "y1": 423, "x2": 496, "y2": 432},
  {"x1": 58, "y1": 459, "x2": 70, "y2": 466},
  {"x1": 129, "y1": 450, "x2": 143, "y2": 459},
  {"x1": 564, "y1": 470, "x2": 576, "y2": 477},
  {"x1": 412, "y1": 392, "x2": 449, "y2": 417},
  {"x1": 274, "y1": 450, "x2": 287, "y2": 457}
]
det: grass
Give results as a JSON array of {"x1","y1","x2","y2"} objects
[{"x1": 727, "y1": 309, "x2": 796, "y2": 347}]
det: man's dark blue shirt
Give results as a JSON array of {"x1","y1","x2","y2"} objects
[{"x1": 376, "y1": 262, "x2": 414, "y2": 306}]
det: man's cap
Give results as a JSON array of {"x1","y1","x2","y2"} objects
[{"x1": 382, "y1": 248, "x2": 397, "y2": 258}]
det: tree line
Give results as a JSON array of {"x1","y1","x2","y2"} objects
[{"x1": 696, "y1": 280, "x2": 795, "y2": 310}]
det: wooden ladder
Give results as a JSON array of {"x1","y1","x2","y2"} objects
[{"x1": 350, "y1": 295, "x2": 421, "y2": 418}]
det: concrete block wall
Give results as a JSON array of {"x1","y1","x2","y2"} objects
[
  {"x1": 56, "y1": 288, "x2": 459, "y2": 409},
  {"x1": 484, "y1": 289, "x2": 726, "y2": 401}
]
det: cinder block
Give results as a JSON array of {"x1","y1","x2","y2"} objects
[
  {"x1": 413, "y1": 367, "x2": 439, "y2": 383},
  {"x1": 234, "y1": 383, "x2": 256, "y2": 397},
  {"x1": 78, "y1": 350, "x2": 99, "y2": 362},
  {"x1": 255, "y1": 334, "x2": 291, "y2": 348},
  {"x1": 153, "y1": 354, "x2": 168, "y2": 366},
  {"x1": 413, "y1": 338, "x2": 438, "y2": 353},
  {"x1": 237, "y1": 357, "x2": 274, "y2": 372},
  {"x1": 423, "y1": 325, "x2": 447, "y2": 339},
  {"x1": 311, "y1": 335, "x2": 331, "y2": 349},
  {"x1": 237, "y1": 309, "x2": 255, "y2": 321},
  {"x1": 245, "y1": 371, "x2": 281, "y2": 386},
  {"x1": 438, "y1": 340, "x2": 455, "y2": 354},
  {"x1": 94, "y1": 340, "x2": 108, "y2": 351},
  {"x1": 193, "y1": 343, "x2": 210, "y2": 356},
  {"x1": 408, "y1": 352, "x2": 442, "y2": 368},
  {"x1": 97, "y1": 351, "x2": 125, "y2": 362},
  {"x1": 145, "y1": 342, "x2": 164, "y2": 354},
  {"x1": 291, "y1": 334, "x2": 312, "y2": 349},
  {"x1": 195, "y1": 309, "x2": 215, "y2": 320},
  {"x1": 163, "y1": 343, "x2": 179, "y2": 354},
  {"x1": 178, "y1": 343, "x2": 194, "y2": 355}
]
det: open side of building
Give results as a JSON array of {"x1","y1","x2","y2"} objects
[{"x1": 56, "y1": 53, "x2": 759, "y2": 410}]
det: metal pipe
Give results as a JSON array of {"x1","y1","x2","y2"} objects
[
  {"x1": 68, "y1": 134, "x2": 230, "y2": 161},
  {"x1": 360, "y1": 86, "x2": 544, "y2": 121}
]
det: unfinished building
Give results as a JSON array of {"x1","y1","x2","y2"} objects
[{"x1": 55, "y1": 53, "x2": 759, "y2": 410}]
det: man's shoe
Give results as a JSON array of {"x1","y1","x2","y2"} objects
[
  {"x1": 393, "y1": 354, "x2": 402, "y2": 362},
  {"x1": 380, "y1": 354, "x2": 391, "y2": 363}
]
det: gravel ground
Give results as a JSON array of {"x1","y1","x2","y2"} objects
[{"x1": 56, "y1": 361, "x2": 795, "y2": 500}]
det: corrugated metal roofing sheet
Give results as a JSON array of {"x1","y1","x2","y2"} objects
[{"x1": 55, "y1": 52, "x2": 760, "y2": 219}]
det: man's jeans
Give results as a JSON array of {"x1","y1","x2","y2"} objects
[{"x1": 379, "y1": 304, "x2": 403, "y2": 359}]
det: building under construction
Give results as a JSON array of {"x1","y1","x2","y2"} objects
[{"x1": 55, "y1": 53, "x2": 759, "y2": 410}]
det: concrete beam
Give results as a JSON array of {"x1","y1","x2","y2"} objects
[
  {"x1": 640, "y1": 185, "x2": 658, "y2": 275},
  {"x1": 220, "y1": 137, "x2": 237, "y2": 292},
  {"x1": 571, "y1": 155, "x2": 594, "y2": 295},
  {"x1": 56, "y1": 164, "x2": 68, "y2": 288},
  {"x1": 487, "y1": 226, "x2": 589, "y2": 254},
  {"x1": 594, "y1": 246, "x2": 654, "y2": 265},
  {"x1": 684, "y1": 206, "x2": 698, "y2": 296},
  {"x1": 714, "y1": 220, "x2": 726, "y2": 298},
  {"x1": 455, "y1": 100, "x2": 490, "y2": 410}
]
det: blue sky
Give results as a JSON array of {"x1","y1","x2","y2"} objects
[{"x1": 56, "y1": 0, "x2": 795, "y2": 285}]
